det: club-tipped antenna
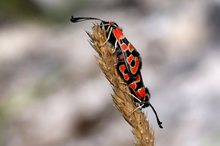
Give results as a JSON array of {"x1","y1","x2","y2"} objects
[
  {"x1": 70, "y1": 16, "x2": 104, "y2": 23},
  {"x1": 148, "y1": 103, "x2": 163, "y2": 128}
]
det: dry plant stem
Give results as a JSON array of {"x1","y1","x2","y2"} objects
[{"x1": 88, "y1": 25, "x2": 154, "y2": 146}]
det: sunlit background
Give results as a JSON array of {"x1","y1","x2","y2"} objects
[{"x1": 0, "y1": 0, "x2": 220, "y2": 146}]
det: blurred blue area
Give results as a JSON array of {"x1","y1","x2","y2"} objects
[{"x1": 0, "y1": 0, "x2": 220, "y2": 146}]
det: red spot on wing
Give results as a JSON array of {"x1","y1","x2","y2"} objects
[
  {"x1": 137, "y1": 87, "x2": 146, "y2": 99},
  {"x1": 119, "y1": 64, "x2": 126, "y2": 72},
  {"x1": 136, "y1": 75, "x2": 141, "y2": 82},
  {"x1": 130, "y1": 57, "x2": 140, "y2": 75},
  {"x1": 127, "y1": 55, "x2": 133, "y2": 63},
  {"x1": 129, "y1": 75, "x2": 146, "y2": 99},
  {"x1": 129, "y1": 82, "x2": 137, "y2": 90},
  {"x1": 124, "y1": 74, "x2": 130, "y2": 81},
  {"x1": 119, "y1": 64, "x2": 130, "y2": 81},
  {"x1": 128, "y1": 43, "x2": 134, "y2": 52},
  {"x1": 121, "y1": 43, "x2": 127, "y2": 51},
  {"x1": 126, "y1": 55, "x2": 140, "y2": 75},
  {"x1": 113, "y1": 28, "x2": 124, "y2": 41},
  {"x1": 129, "y1": 75, "x2": 141, "y2": 90}
]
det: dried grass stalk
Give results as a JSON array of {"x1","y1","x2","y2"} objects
[{"x1": 88, "y1": 25, "x2": 154, "y2": 146}]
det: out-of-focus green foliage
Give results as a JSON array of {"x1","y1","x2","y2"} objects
[
  {"x1": 0, "y1": 0, "x2": 42, "y2": 19},
  {"x1": 0, "y1": 0, "x2": 89, "y2": 23}
]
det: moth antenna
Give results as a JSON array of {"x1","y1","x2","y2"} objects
[
  {"x1": 70, "y1": 16, "x2": 104, "y2": 23},
  {"x1": 148, "y1": 103, "x2": 163, "y2": 128}
]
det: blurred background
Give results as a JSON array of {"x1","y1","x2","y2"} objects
[{"x1": 0, "y1": 0, "x2": 220, "y2": 146}]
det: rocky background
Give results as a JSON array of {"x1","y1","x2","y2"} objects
[{"x1": 0, "y1": 0, "x2": 220, "y2": 146}]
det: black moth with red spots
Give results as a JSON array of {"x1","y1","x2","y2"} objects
[{"x1": 71, "y1": 16, "x2": 163, "y2": 128}]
